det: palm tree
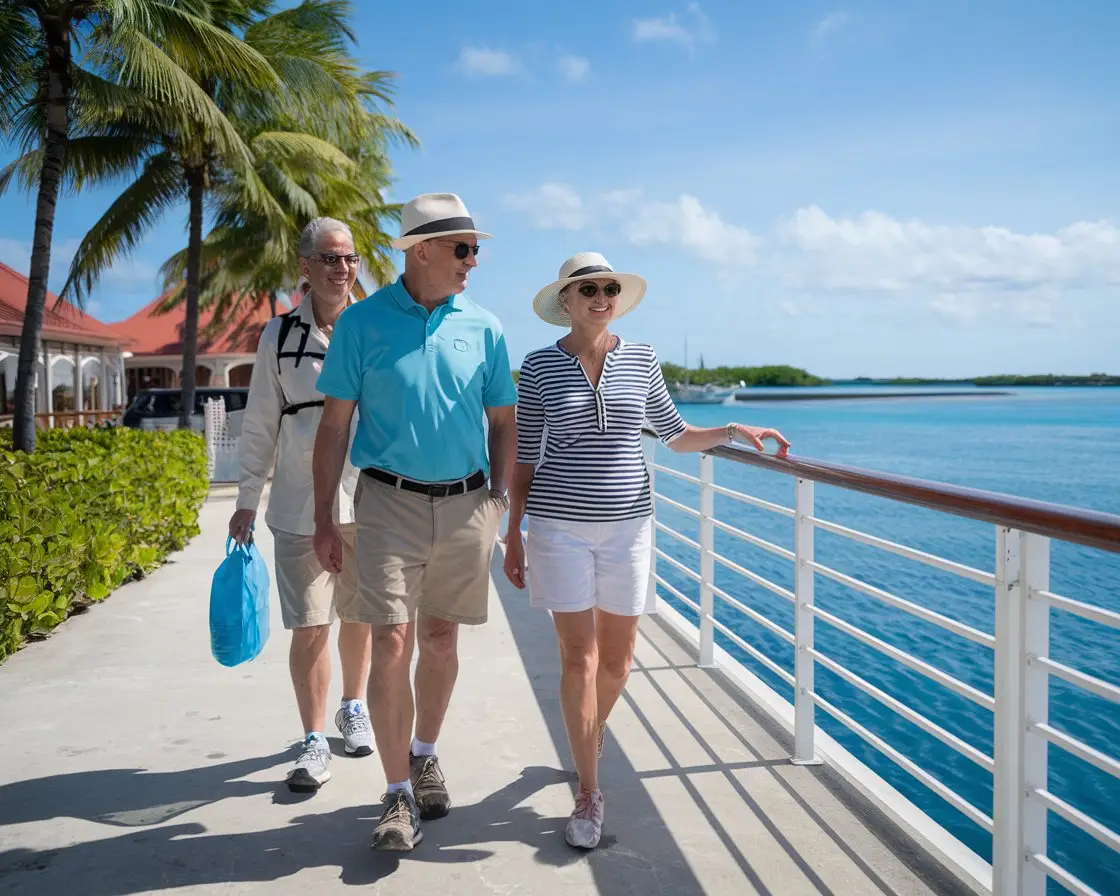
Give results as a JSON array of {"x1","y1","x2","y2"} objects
[
  {"x1": 60, "y1": 0, "x2": 410, "y2": 430},
  {"x1": 157, "y1": 64, "x2": 418, "y2": 330},
  {"x1": 0, "y1": 0, "x2": 270, "y2": 451}
]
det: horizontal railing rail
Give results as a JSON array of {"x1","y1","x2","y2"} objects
[
  {"x1": 643, "y1": 428, "x2": 1120, "y2": 553},
  {"x1": 642, "y1": 432, "x2": 1120, "y2": 896}
]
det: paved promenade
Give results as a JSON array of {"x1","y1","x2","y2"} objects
[{"x1": 0, "y1": 489, "x2": 965, "y2": 895}]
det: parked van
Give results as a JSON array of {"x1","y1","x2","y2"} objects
[{"x1": 121, "y1": 387, "x2": 248, "y2": 435}]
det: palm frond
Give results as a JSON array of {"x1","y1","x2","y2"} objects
[{"x1": 61, "y1": 150, "x2": 184, "y2": 304}]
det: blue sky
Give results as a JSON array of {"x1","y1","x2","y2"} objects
[{"x1": 2, "y1": 0, "x2": 1119, "y2": 377}]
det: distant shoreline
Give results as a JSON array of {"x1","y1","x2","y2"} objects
[{"x1": 732, "y1": 390, "x2": 1013, "y2": 402}]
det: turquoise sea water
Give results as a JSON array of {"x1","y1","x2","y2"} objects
[{"x1": 649, "y1": 387, "x2": 1120, "y2": 895}]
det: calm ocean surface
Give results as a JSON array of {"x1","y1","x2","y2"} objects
[{"x1": 649, "y1": 387, "x2": 1119, "y2": 895}]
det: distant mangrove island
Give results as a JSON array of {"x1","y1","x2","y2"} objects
[{"x1": 510, "y1": 365, "x2": 1118, "y2": 388}]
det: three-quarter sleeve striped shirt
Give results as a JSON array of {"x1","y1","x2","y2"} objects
[{"x1": 515, "y1": 338, "x2": 688, "y2": 522}]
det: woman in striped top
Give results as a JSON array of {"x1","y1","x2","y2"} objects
[{"x1": 503, "y1": 252, "x2": 789, "y2": 850}]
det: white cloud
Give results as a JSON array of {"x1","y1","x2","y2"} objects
[
  {"x1": 811, "y1": 11, "x2": 851, "y2": 44},
  {"x1": 504, "y1": 184, "x2": 1120, "y2": 323},
  {"x1": 558, "y1": 54, "x2": 590, "y2": 83},
  {"x1": 774, "y1": 205, "x2": 1120, "y2": 294},
  {"x1": 625, "y1": 195, "x2": 760, "y2": 267},
  {"x1": 633, "y1": 3, "x2": 715, "y2": 52},
  {"x1": 502, "y1": 183, "x2": 586, "y2": 230},
  {"x1": 457, "y1": 46, "x2": 519, "y2": 77}
]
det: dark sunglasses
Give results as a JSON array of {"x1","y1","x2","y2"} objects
[
  {"x1": 443, "y1": 241, "x2": 480, "y2": 260},
  {"x1": 577, "y1": 281, "x2": 622, "y2": 298},
  {"x1": 313, "y1": 252, "x2": 361, "y2": 267}
]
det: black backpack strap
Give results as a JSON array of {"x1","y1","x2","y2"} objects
[
  {"x1": 276, "y1": 311, "x2": 325, "y2": 369},
  {"x1": 274, "y1": 310, "x2": 328, "y2": 418},
  {"x1": 280, "y1": 399, "x2": 324, "y2": 416}
]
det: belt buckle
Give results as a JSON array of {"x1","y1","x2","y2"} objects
[{"x1": 429, "y1": 483, "x2": 449, "y2": 498}]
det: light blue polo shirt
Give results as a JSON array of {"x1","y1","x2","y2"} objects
[{"x1": 315, "y1": 276, "x2": 518, "y2": 482}]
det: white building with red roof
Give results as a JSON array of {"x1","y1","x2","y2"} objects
[
  {"x1": 109, "y1": 292, "x2": 288, "y2": 401},
  {"x1": 0, "y1": 260, "x2": 127, "y2": 420}
]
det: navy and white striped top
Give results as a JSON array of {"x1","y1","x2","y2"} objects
[{"x1": 515, "y1": 338, "x2": 688, "y2": 522}]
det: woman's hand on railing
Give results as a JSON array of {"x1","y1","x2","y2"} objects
[
  {"x1": 730, "y1": 423, "x2": 791, "y2": 457},
  {"x1": 503, "y1": 529, "x2": 527, "y2": 589}
]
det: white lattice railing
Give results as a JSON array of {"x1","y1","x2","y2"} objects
[{"x1": 643, "y1": 434, "x2": 1120, "y2": 896}]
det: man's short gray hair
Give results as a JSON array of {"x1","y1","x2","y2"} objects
[{"x1": 298, "y1": 217, "x2": 354, "y2": 257}]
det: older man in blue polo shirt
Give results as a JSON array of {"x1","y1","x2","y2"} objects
[{"x1": 312, "y1": 193, "x2": 517, "y2": 851}]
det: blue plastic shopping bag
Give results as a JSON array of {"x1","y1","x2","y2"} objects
[{"x1": 209, "y1": 535, "x2": 270, "y2": 666}]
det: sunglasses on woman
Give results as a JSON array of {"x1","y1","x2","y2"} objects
[{"x1": 577, "y1": 281, "x2": 622, "y2": 298}]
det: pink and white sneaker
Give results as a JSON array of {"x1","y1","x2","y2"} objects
[{"x1": 565, "y1": 788, "x2": 605, "y2": 848}]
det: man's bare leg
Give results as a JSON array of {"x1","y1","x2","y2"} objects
[
  {"x1": 286, "y1": 624, "x2": 334, "y2": 792},
  {"x1": 367, "y1": 621, "x2": 415, "y2": 785},
  {"x1": 338, "y1": 621, "x2": 372, "y2": 700},
  {"x1": 290, "y1": 624, "x2": 332, "y2": 734},
  {"x1": 414, "y1": 614, "x2": 459, "y2": 745}
]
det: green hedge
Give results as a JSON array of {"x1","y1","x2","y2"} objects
[{"x1": 0, "y1": 427, "x2": 209, "y2": 661}]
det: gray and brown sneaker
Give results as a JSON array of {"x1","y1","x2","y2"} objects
[
  {"x1": 371, "y1": 789, "x2": 423, "y2": 851},
  {"x1": 409, "y1": 752, "x2": 451, "y2": 820}
]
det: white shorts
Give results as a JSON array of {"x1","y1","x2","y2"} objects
[{"x1": 526, "y1": 515, "x2": 653, "y2": 617}]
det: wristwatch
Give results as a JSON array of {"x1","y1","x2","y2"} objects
[{"x1": 726, "y1": 422, "x2": 738, "y2": 443}]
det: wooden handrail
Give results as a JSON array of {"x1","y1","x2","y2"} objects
[{"x1": 644, "y1": 429, "x2": 1120, "y2": 554}]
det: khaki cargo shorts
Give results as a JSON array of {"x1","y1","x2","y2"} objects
[
  {"x1": 270, "y1": 523, "x2": 358, "y2": 629},
  {"x1": 352, "y1": 473, "x2": 506, "y2": 627}
]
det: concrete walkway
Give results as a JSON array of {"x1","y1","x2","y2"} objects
[{"x1": 0, "y1": 490, "x2": 964, "y2": 895}]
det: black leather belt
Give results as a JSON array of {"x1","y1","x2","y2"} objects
[{"x1": 362, "y1": 467, "x2": 486, "y2": 498}]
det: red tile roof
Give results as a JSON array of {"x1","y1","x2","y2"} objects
[
  {"x1": 0, "y1": 260, "x2": 125, "y2": 348},
  {"x1": 109, "y1": 291, "x2": 291, "y2": 356}
]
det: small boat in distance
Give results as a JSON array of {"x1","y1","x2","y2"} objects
[
  {"x1": 669, "y1": 337, "x2": 738, "y2": 404},
  {"x1": 668, "y1": 381, "x2": 737, "y2": 404}
]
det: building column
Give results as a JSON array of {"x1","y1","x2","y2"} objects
[
  {"x1": 73, "y1": 344, "x2": 82, "y2": 419},
  {"x1": 43, "y1": 346, "x2": 54, "y2": 425},
  {"x1": 99, "y1": 350, "x2": 109, "y2": 411}
]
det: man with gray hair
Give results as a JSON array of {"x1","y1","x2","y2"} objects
[
  {"x1": 230, "y1": 216, "x2": 374, "y2": 792},
  {"x1": 313, "y1": 193, "x2": 517, "y2": 850}
]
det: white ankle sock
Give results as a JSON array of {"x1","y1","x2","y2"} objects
[
  {"x1": 341, "y1": 697, "x2": 364, "y2": 713},
  {"x1": 387, "y1": 779, "x2": 414, "y2": 797},
  {"x1": 411, "y1": 737, "x2": 436, "y2": 757}
]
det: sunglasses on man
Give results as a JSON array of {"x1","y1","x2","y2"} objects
[
  {"x1": 437, "y1": 241, "x2": 481, "y2": 260},
  {"x1": 312, "y1": 253, "x2": 361, "y2": 267}
]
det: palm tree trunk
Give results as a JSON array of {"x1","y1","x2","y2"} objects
[
  {"x1": 178, "y1": 164, "x2": 205, "y2": 429},
  {"x1": 268, "y1": 290, "x2": 278, "y2": 317},
  {"x1": 12, "y1": 15, "x2": 72, "y2": 454}
]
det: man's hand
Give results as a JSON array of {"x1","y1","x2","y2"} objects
[
  {"x1": 229, "y1": 509, "x2": 256, "y2": 545},
  {"x1": 314, "y1": 523, "x2": 344, "y2": 574},
  {"x1": 503, "y1": 529, "x2": 526, "y2": 589}
]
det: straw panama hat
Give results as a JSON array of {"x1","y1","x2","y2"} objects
[
  {"x1": 391, "y1": 192, "x2": 493, "y2": 251},
  {"x1": 532, "y1": 252, "x2": 647, "y2": 327}
]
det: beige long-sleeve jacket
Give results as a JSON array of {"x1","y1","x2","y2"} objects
[{"x1": 236, "y1": 298, "x2": 359, "y2": 536}]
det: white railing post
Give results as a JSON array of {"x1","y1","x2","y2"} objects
[
  {"x1": 993, "y1": 527, "x2": 1050, "y2": 896},
  {"x1": 698, "y1": 454, "x2": 716, "y2": 668},
  {"x1": 643, "y1": 436, "x2": 658, "y2": 615},
  {"x1": 792, "y1": 477, "x2": 820, "y2": 764}
]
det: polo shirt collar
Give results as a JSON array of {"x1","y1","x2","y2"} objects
[{"x1": 391, "y1": 275, "x2": 460, "y2": 314}]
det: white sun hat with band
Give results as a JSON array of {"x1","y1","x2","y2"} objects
[
  {"x1": 532, "y1": 252, "x2": 647, "y2": 327},
  {"x1": 391, "y1": 192, "x2": 493, "y2": 251}
]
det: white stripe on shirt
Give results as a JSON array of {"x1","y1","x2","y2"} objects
[{"x1": 515, "y1": 338, "x2": 687, "y2": 522}]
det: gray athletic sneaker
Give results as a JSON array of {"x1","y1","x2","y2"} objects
[
  {"x1": 371, "y1": 789, "x2": 424, "y2": 851},
  {"x1": 566, "y1": 788, "x2": 605, "y2": 849},
  {"x1": 334, "y1": 701, "x2": 374, "y2": 756},
  {"x1": 286, "y1": 734, "x2": 331, "y2": 792}
]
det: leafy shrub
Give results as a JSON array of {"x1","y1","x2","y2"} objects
[{"x1": 0, "y1": 427, "x2": 209, "y2": 660}]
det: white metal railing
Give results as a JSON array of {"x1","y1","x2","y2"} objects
[{"x1": 642, "y1": 436, "x2": 1120, "y2": 896}]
